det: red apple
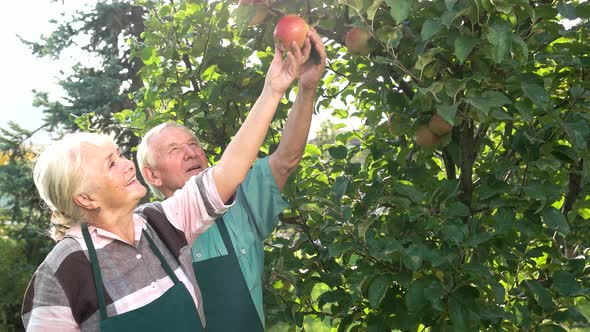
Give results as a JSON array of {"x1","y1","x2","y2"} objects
[
  {"x1": 345, "y1": 28, "x2": 371, "y2": 56},
  {"x1": 428, "y1": 114, "x2": 453, "y2": 135},
  {"x1": 273, "y1": 14, "x2": 309, "y2": 53},
  {"x1": 415, "y1": 126, "x2": 442, "y2": 150}
]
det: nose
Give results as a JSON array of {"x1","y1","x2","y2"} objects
[
  {"x1": 124, "y1": 157, "x2": 135, "y2": 173},
  {"x1": 182, "y1": 143, "x2": 198, "y2": 160}
]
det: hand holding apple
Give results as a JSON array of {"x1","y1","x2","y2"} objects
[
  {"x1": 263, "y1": 42, "x2": 307, "y2": 98},
  {"x1": 298, "y1": 28, "x2": 327, "y2": 91},
  {"x1": 273, "y1": 14, "x2": 309, "y2": 53}
]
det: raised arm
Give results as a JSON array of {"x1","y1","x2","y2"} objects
[
  {"x1": 269, "y1": 29, "x2": 327, "y2": 191},
  {"x1": 213, "y1": 42, "x2": 309, "y2": 202}
]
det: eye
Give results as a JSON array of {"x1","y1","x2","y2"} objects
[{"x1": 109, "y1": 160, "x2": 116, "y2": 169}]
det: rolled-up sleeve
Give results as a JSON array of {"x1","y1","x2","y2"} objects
[{"x1": 162, "y1": 166, "x2": 234, "y2": 244}]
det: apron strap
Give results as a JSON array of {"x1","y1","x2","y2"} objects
[
  {"x1": 81, "y1": 224, "x2": 182, "y2": 322},
  {"x1": 142, "y1": 229, "x2": 181, "y2": 284},
  {"x1": 81, "y1": 224, "x2": 108, "y2": 321}
]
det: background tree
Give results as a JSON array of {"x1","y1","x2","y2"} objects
[{"x1": 21, "y1": 0, "x2": 146, "y2": 153}]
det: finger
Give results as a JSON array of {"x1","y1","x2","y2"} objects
[
  {"x1": 290, "y1": 41, "x2": 303, "y2": 62},
  {"x1": 308, "y1": 30, "x2": 327, "y2": 63},
  {"x1": 285, "y1": 50, "x2": 297, "y2": 76},
  {"x1": 301, "y1": 37, "x2": 312, "y2": 60},
  {"x1": 273, "y1": 45, "x2": 284, "y2": 62}
]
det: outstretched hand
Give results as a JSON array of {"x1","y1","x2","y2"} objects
[
  {"x1": 264, "y1": 41, "x2": 310, "y2": 97},
  {"x1": 299, "y1": 28, "x2": 327, "y2": 91}
]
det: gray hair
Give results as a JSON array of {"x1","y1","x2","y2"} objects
[
  {"x1": 33, "y1": 132, "x2": 115, "y2": 241},
  {"x1": 136, "y1": 122, "x2": 199, "y2": 198}
]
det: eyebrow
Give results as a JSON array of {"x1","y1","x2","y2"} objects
[{"x1": 104, "y1": 149, "x2": 121, "y2": 163}]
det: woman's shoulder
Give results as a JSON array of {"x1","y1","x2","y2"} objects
[{"x1": 40, "y1": 237, "x2": 86, "y2": 274}]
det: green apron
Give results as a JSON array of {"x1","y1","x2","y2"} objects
[
  {"x1": 82, "y1": 224, "x2": 204, "y2": 332},
  {"x1": 193, "y1": 217, "x2": 264, "y2": 331}
]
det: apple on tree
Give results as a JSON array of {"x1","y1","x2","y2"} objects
[
  {"x1": 345, "y1": 27, "x2": 372, "y2": 56},
  {"x1": 428, "y1": 114, "x2": 453, "y2": 135},
  {"x1": 238, "y1": 0, "x2": 269, "y2": 26},
  {"x1": 415, "y1": 125, "x2": 442, "y2": 150},
  {"x1": 273, "y1": 14, "x2": 309, "y2": 53}
]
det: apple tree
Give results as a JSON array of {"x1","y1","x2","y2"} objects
[{"x1": 121, "y1": 0, "x2": 590, "y2": 330}]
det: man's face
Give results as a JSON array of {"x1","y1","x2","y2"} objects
[{"x1": 148, "y1": 126, "x2": 208, "y2": 197}]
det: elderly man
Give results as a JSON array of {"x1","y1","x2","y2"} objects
[{"x1": 136, "y1": 30, "x2": 326, "y2": 331}]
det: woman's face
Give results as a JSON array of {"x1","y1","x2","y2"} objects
[{"x1": 82, "y1": 141, "x2": 147, "y2": 212}]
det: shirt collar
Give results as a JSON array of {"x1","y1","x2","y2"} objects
[{"x1": 65, "y1": 214, "x2": 146, "y2": 246}]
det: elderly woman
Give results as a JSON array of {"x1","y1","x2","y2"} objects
[{"x1": 21, "y1": 41, "x2": 310, "y2": 331}]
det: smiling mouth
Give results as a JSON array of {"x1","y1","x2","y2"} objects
[{"x1": 125, "y1": 177, "x2": 137, "y2": 186}]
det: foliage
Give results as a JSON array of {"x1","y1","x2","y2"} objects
[
  {"x1": 0, "y1": 234, "x2": 34, "y2": 331},
  {"x1": 122, "y1": 0, "x2": 590, "y2": 330},
  {"x1": 0, "y1": 124, "x2": 53, "y2": 331}
]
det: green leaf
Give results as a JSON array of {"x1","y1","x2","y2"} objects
[
  {"x1": 141, "y1": 46, "x2": 155, "y2": 63},
  {"x1": 537, "y1": 325, "x2": 568, "y2": 332},
  {"x1": 436, "y1": 103, "x2": 459, "y2": 125},
  {"x1": 486, "y1": 19, "x2": 513, "y2": 63},
  {"x1": 328, "y1": 145, "x2": 348, "y2": 159},
  {"x1": 557, "y1": 2, "x2": 577, "y2": 19},
  {"x1": 514, "y1": 101, "x2": 534, "y2": 123},
  {"x1": 446, "y1": 201, "x2": 470, "y2": 217},
  {"x1": 522, "y1": 82, "x2": 550, "y2": 109},
  {"x1": 384, "y1": 0, "x2": 410, "y2": 24},
  {"x1": 415, "y1": 47, "x2": 444, "y2": 71},
  {"x1": 541, "y1": 207, "x2": 570, "y2": 235},
  {"x1": 406, "y1": 276, "x2": 441, "y2": 313},
  {"x1": 454, "y1": 37, "x2": 478, "y2": 63},
  {"x1": 403, "y1": 245, "x2": 424, "y2": 271},
  {"x1": 367, "y1": 0, "x2": 384, "y2": 21},
  {"x1": 394, "y1": 182, "x2": 425, "y2": 203},
  {"x1": 338, "y1": 0, "x2": 365, "y2": 13},
  {"x1": 445, "y1": 0, "x2": 458, "y2": 10},
  {"x1": 525, "y1": 280, "x2": 556, "y2": 311},
  {"x1": 552, "y1": 271, "x2": 580, "y2": 296},
  {"x1": 332, "y1": 176, "x2": 349, "y2": 201},
  {"x1": 564, "y1": 116, "x2": 590, "y2": 151},
  {"x1": 368, "y1": 274, "x2": 393, "y2": 308},
  {"x1": 464, "y1": 91, "x2": 511, "y2": 114},
  {"x1": 421, "y1": 18, "x2": 443, "y2": 41},
  {"x1": 513, "y1": 34, "x2": 529, "y2": 63},
  {"x1": 491, "y1": 109, "x2": 513, "y2": 121}
]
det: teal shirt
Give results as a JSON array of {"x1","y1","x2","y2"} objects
[{"x1": 191, "y1": 157, "x2": 288, "y2": 326}]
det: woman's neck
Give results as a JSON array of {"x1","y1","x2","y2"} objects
[{"x1": 87, "y1": 210, "x2": 135, "y2": 245}]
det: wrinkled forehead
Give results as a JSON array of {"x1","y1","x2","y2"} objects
[{"x1": 151, "y1": 126, "x2": 198, "y2": 148}]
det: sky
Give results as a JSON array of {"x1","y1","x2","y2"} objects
[{"x1": 0, "y1": 0, "x2": 98, "y2": 144}]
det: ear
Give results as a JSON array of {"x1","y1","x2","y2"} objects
[
  {"x1": 142, "y1": 166, "x2": 162, "y2": 187},
  {"x1": 74, "y1": 193, "x2": 100, "y2": 211}
]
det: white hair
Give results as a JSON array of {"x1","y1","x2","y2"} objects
[
  {"x1": 136, "y1": 122, "x2": 199, "y2": 198},
  {"x1": 33, "y1": 132, "x2": 115, "y2": 241}
]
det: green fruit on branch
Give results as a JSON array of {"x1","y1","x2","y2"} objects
[
  {"x1": 428, "y1": 114, "x2": 453, "y2": 135},
  {"x1": 273, "y1": 14, "x2": 309, "y2": 52},
  {"x1": 345, "y1": 27, "x2": 371, "y2": 56},
  {"x1": 415, "y1": 126, "x2": 442, "y2": 150}
]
